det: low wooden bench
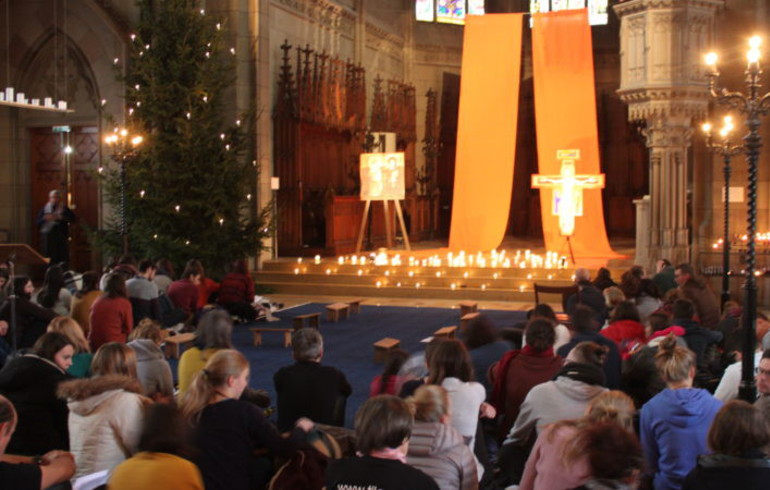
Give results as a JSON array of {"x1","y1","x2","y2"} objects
[
  {"x1": 293, "y1": 312, "x2": 321, "y2": 331},
  {"x1": 347, "y1": 299, "x2": 364, "y2": 315},
  {"x1": 459, "y1": 301, "x2": 478, "y2": 316},
  {"x1": 326, "y1": 303, "x2": 350, "y2": 322},
  {"x1": 460, "y1": 312, "x2": 481, "y2": 334},
  {"x1": 162, "y1": 332, "x2": 196, "y2": 359},
  {"x1": 434, "y1": 326, "x2": 458, "y2": 339},
  {"x1": 373, "y1": 337, "x2": 400, "y2": 362},
  {"x1": 251, "y1": 327, "x2": 292, "y2": 347}
]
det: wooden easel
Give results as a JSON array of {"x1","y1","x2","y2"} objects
[{"x1": 355, "y1": 199, "x2": 411, "y2": 253}]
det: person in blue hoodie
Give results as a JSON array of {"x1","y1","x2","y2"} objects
[{"x1": 640, "y1": 335, "x2": 722, "y2": 490}]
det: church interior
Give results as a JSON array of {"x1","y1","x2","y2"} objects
[{"x1": 2, "y1": 2, "x2": 770, "y2": 489}]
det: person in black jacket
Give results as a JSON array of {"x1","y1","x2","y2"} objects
[
  {"x1": 684, "y1": 400, "x2": 770, "y2": 490},
  {"x1": 566, "y1": 268, "x2": 608, "y2": 325},
  {"x1": 274, "y1": 328, "x2": 352, "y2": 431},
  {"x1": 558, "y1": 305, "x2": 622, "y2": 389},
  {"x1": 0, "y1": 332, "x2": 73, "y2": 455},
  {"x1": 0, "y1": 276, "x2": 56, "y2": 349}
]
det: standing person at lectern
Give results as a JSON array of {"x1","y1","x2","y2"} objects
[{"x1": 36, "y1": 190, "x2": 75, "y2": 267}]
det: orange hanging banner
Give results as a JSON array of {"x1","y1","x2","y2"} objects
[
  {"x1": 532, "y1": 10, "x2": 617, "y2": 262},
  {"x1": 448, "y1": 14, "x2": 523, "y2": 252}
]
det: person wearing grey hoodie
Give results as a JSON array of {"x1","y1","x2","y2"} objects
[
  {"x1": 407, "y1": 385, "x2": 478, "y2": 490},
  {"x1": 126, "y1": 321, "x2": 173, "y2": 401},
  {"x1": 503, "y1": 343, "x2": 609, "y2": 448}
]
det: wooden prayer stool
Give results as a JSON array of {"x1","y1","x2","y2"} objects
[
  {"x1": 251, "y1": 327, "x2": 293, "y2": 348},
  {"x1": 459, "y1": 301, "x2": 478, "y2": 316},
  {"x1": 460, "y1": 312, "x2": 481, "y2": 334},
  {"x1": 325, "y1": 303, "x2": 350, "y2": 322},
  {"x1": 434, "y1": 326, "x2": 458, "y2": 339},
  {"x1": 293, "y1": 312, "x2": 321, "y2": 331},
  {"x1": 347, "y1": 299, "x2": 364, "y2": 315},
  {"x1": 373, "y1": 337, "x2": 400, "y2": 363},
  {"x1": 162, "y1": 332, "x2": 196, "y2": 359}
]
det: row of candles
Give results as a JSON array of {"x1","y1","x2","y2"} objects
[
  {"x1": 1, "y1": 87, "x2": 69, "y2": 110},
  {"x1": 711, "y1": 233, "x2": 770, "y2": 250},
  {"x1": 292, "y1": 265, "x2": 563, "y2": 280},
  {"x1": 297, "y1": 249, "x2": 569, "y2": 270}
]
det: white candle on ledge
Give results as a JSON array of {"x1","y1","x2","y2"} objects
[
  {"x1": 44, "y1": 97, "x2": 53, "y2": 107},
  {"x1": 57, "y1": 101, "x2": 67, "y2": 110},
  {"x1": 5, "y1": 87, "x2": 13, "y2": 101}
]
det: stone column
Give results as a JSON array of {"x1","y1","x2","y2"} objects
[{"x1": 614, "y1": 0, "x2": 724, "y2": 268}]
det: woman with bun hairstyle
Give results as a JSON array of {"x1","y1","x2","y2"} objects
[
  {"x1": 181, "y1": 349, "x2": 312, "y2": 490},
  {"x1": 640, "y1": 335, "x2": 722, "y2": 490},
  {"x1": 519, "y1": 390, "x2": 636, "y2": 490},
  {"x1": 406, "y1": 384, "x2": 478, "y2": 490}
]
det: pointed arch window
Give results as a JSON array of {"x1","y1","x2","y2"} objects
[
  {"x1": 530, "y1": 0, "x2": 608, "y2": 25},
  {"x1": 416, "y1": 0, "x2": 486, "y2": 25}
]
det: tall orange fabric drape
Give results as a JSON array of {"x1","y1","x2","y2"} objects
[
  {"x1": 448, "y1": 14, "x2": 523, "y2": 252},
  {"x1": 532, "y1": 10, "x2": 616, "y2": 261}
]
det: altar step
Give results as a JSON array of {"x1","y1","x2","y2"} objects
[{"x1": 254, "y1": 259, "x2": 621, "y2": 303}]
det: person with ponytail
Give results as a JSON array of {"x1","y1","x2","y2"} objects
[
  {"x1": 370, "y1": 348, "x2": 409, "y2": 396},
  {"x1": 640, "y1": 334, "x2": 722, "y2": 490},
  {"x1": 180, "y1": 349, "x2": 313, "y2": 490},
  {"x1": 33, "y1": 264, "x2": 72, "y2": 316},
  {"x1": 518, "y1": 390, "x2": 636, "y2": 490}
]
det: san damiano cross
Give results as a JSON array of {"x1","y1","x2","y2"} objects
[{"x1": 531, "y1": 149, "x2": 605, "y2": 237}]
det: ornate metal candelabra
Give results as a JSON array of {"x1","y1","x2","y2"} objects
[
  {"x1": 705, "y1": 37, "x2": 770, "y2": 402},
  {"x1": 104, "y1": 128, "x2": 143, "y2": 255},
  {"x1": 702, "y1": 117, "x2": 743, "y2": 307}
]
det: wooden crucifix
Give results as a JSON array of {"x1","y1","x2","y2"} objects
[{"x1": 531, "y1": 149, "x2": 605, "y2": 261}]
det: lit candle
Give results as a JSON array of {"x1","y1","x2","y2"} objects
[
  {"x1": 325, "y1": 269, "x2": 331, "y2": 275},
  {"x1": 44, "y1": 97, "x2": 52, "y2": 107},
  {"x1": 357, "y1": 269, "x2": 363, "y2": 276},
  {"x1": 704, "y1": 52, "x2": 719, "y2": 74},
  {"x1": 294, "y1": 268, "x2": 300, "y2": 275},
  {"x1": 408, "y1": 271, "x2": 414, "y2": 277},
  {"x1": 748, "y1": 36, "x2": 762, "y2": 70},
  {"x1": 297, "y1": 258, "x2": 303, "y2": 263},
  {"x1": 481, "y1": 284, "x2": 487, "y2": 291}
]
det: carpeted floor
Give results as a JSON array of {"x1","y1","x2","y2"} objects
[{"x1": 172, "y1": 303, "x2": 527, "y2": 428}]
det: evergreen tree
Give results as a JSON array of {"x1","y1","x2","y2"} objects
[{"x1": 97, "y1": 0, "x2": 268, "y2": 275}]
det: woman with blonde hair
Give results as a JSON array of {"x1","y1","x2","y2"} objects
[
  {"x1": 406, "y1": 385, "x2": 478, "y2": 490},
  {"x1": 180, "y1": 349, "x2": 312, "y2": 490},
  {"x1": 640, "y1": 335, "x2": 722, "y2": 489},
  {"x1": 47, "y1": 316, "x2": 92, "y2": 378},
  {"x1": 127, "y1": 319, "x2": 173, "y2": 401},
  {"x1": 518, "y1": 390, "x2": 636, "y2": 490},
  {"x1": 58, "y1": 342, "x2": 149, "y2": 478}
]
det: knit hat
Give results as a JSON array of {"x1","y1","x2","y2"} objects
[{"x1": 555, "y1": 361, "x2": 606, "y2": 387}]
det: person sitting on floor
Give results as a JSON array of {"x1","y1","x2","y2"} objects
[
  {"x1": 126, "y1": 259, "x2": 161, "y2": 325},
  {"x1": 58, "y1": 342, "x2": 150, "y2": 478},
  {"x1": 127, "y1": 319, "x2": 173, "y2": 402},
  {"x1": 671, "y1": 298, "x2": 722, "y2": 370},
  {"x1": 109, "y1": 403, "x2": 203, "y2": 490},
  {"x1": 490, "y1": 319, "x2": 563, "y2": 443},
  {"x1": 462, "y1": 315, "x2": 514, "y2": 395},
  {"x1": 674, "y1": 263, "x2": 721, "y2": 330},
  {"x1": 33, "y1": 265, "x2": 72, "y2": 317},
  {"x1": 326, "y1": 395, "x2": 439, "y2": 490},
  {"x1": 600, "y1": 300, "x2": 646, "y2": 359},
  {"x1": 0, "y1": 394, "x2": 75, "y2": 490},
  {"x1": 89, "y1": 272, "x2": 133, "y2": 352},
  {"x1": 522, "y1": 304, "x2": 571, "y2": 352},
  {"x1": 566, "y1": 268, "x2": 608, "y2": 325},
  {"x1": 167, "y1": 261, "x2": 203, "y2": 318},
  {"x1": 370, "y1": 348, "x2": 410, "y2": 397},
  {"x1": 274, "y1": 328, "x2": 352, "y2": 431},
  {"x1": 518, "y1": 390, "x2": 636, "y2": 490},
  {"x1": 177, "y1": 310, "x2": 233, "y2": 396},
  {"x1": 684, "y1": 400, "x2": 770, "y2": 490},
  {"x1": 0, "y1": 276, "x2": 56, "y2": 349},
  {"x1": 0, "y1": 332, "x2": 73, "y2": 456},
  {"x1": 558, "y1": 305, "x2": 621, "y2": 389},
  {"x1": 217, "y1": 259, "x2": 259, "y2": 322},
  {"x1": 69, "y1": 271, "x2": 101, "y2": 339},
  {"x1": 46, "y1": 316, "x2": 92, "y2": 378},
  {"x1": 181, "y1": 349, "x2": 312, "y2": 490},
  {"x1": 406, "y1": 385, "x2": 478, "y2": 490}
]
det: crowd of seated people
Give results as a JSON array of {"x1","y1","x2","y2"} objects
[{"x1": 0, "y1": 258, "x2": 769, "y2": 490}]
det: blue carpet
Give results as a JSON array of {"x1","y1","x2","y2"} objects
[{"x1": 173, "y1": 303, "x2": 527, "y2": 428}]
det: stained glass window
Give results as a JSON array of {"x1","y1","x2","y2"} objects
[
  {"x1": 530, "y1": 0, "x2": 608, "y2": 26},
  {"x1": 415, "y1": 0, "x2": 485, "y2": 25}
]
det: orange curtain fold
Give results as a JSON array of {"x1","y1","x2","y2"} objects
[
  {"x1": 448, "y1": 14, "x2": 523, "y2": 252},
  {"x1": 532, "y1": 10, "x2": 617, "y2": 261}
]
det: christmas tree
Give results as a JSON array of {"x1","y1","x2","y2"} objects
[{"x1": 97, "y1": 0, "x2": 269, "y2": 275}]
